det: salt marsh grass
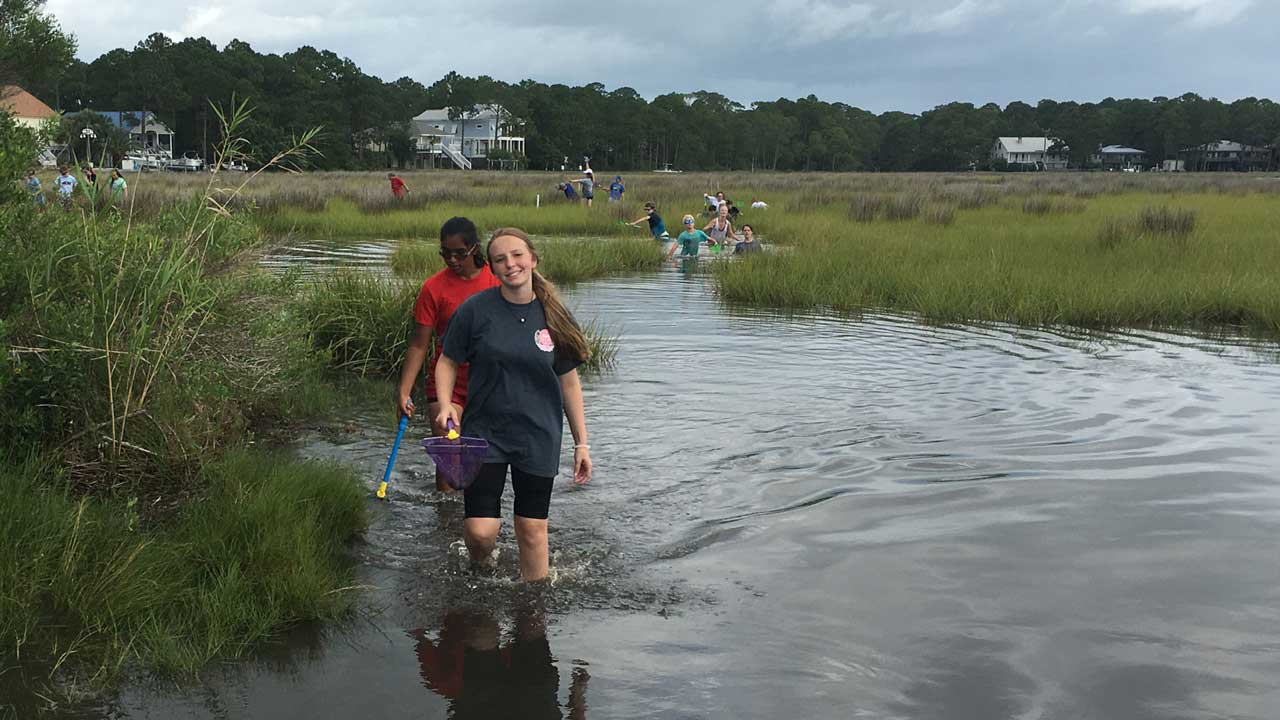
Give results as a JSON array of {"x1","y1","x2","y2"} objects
[{"x1": 714, "y1": 192, "x2": 1280, "y2": 336}]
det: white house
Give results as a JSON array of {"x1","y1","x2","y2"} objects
[
  {"x1": 1, "y1": 85, "x2": 58, "y2": 130},
  {"x1": 410, "y1": 105, "x2": 525, "y2": 169},
  {"x1": 992, "y1": 137, "x2": 1070, "y2": 170},
  {"x1": 1093, "y1": 145, "x2": 1147, "y2": 171}
]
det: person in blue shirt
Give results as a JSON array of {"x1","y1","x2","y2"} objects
[
  {"x1": 25, "y1": 170, "x2": 45, "y2": 213},
  {"x1": 608, "y1": 176, "x2": 624, "y2": 202},
  {"x1": 666, "y1": 215, "x2": 712, "y2": 259},
  {"x1": 627, "y1": 202, "x2": 669, "y2": 241},
  {"x1": 558, "y1": 182, "x2": 578, "y2": 201}
]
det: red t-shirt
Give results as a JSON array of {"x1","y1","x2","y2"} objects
[
  {"x1": 414, "y1": 265, "x2": 499, "y2": 405},
  {"x1": 390, "y1": 176, "x2": 406, "y2": 196}
]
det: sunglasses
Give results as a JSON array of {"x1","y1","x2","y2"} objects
[{"x1": 439, "y1": 246, "x2": 474, "y2": 260}]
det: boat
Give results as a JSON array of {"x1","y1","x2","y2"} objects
[
  {"x1": 653, "y1": 163, "x2": 683, "y2": 174},
  {"x1": 166, "y1": 151, "x2": 205, "y2": 172}
]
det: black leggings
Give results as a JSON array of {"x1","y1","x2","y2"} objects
[{"x1": 464, "y1": 463, "x2": 554, "y2": 520}]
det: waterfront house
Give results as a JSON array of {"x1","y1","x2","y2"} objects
[
  {"x1": 1178, "y1": 140, "x2": 1272, "y2": 172},
  {"x1": 410, "y1": 105, "x2": 526, "y2": 169},
  {"x1": 1093, "y1": 145, "x2": 1148, "y2": 171},
  {"x1": 1, "y1": 85, "x2": 58, "y2": 130},
  {"x1": 991, "y1": 137, "x2": 1070, "y2": 170},
  {"x1": 1, "y1": 85, "x2": 61, "y2": 166}
]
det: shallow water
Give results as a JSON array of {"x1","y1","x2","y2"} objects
[{"x1": 45, "y1": 243, "x2": 1280, "y2": 718}]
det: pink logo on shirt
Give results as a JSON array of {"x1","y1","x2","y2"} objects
[{"x1": 534, "y1": 328, "x2": 555, "y2": 352}]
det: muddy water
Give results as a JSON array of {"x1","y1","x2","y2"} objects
[{"x1": 98, "y1": 247, "x2": 1280, "y2": 718}]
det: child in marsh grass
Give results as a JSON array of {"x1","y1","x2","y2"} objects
[
  {"x1": 389, "y1": 172, "x2": 409, "y2": 199},
  {"x1": 667, "y1": 214, "x2": 712, "y2": 259},
  {"x1": 55, "y1": 167, "x2": 77, "y2": 209},
  {"x1": 703, "y1": 202, "x2": 739, "y2": 252},
  {"x1": 734, "y1": 224, "x2": 761, "y2": 254},
  {"x1": 628, "y1": 201, "x2": 670, "y2": 241},
  {"x1": 25, "y1": 170, "x2": 45, "y2": 213},
  {"x1": 608, "y1": 175, "x2": 624, "y2": 202},
  {"x1": 108, "y1": 169, "x2": 127, "y2": 206},
  {"x1": 557, "y1": 182, "x2": 578, "y2": 201},
  {"x1": 435, "y1": 228, "x2": 592, "y2": 582},
  {"x1": 398, "y1": 217, "x2": 501, "y2": 493}
]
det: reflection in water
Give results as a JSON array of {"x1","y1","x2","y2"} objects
[{"x1": 412, "y1": 599, "x2": 588, "y2": 719}]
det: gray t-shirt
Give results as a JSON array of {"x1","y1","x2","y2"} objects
[{"x1": 441, "y1": 287, "x2": 583, "y2": 477}]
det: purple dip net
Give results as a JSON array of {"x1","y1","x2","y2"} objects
[{"x1": 421, "y1": 420, "x2": 489, "y2": 490}]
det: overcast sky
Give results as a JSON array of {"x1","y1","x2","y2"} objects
[{"x1": 48, "y1": 0, "x2": 1278, "y2": 114}]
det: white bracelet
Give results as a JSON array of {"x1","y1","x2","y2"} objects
[{"x1": 574, "y1": 444, "x2": 590, "y2": 450}]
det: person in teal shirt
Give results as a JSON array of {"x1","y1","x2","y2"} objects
[
  {"x1": 666, "y1": 215, "x2": 712, "y2": 259},
  {"x1": 25, "y1": 170, "x2": 45, "y2": 213},
  {"x1": 108, "y1": 169, "x2": 128, "y2": 205}
]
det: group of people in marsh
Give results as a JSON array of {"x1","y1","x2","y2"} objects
[
  {"x1": 24, "y1": 165, "x2": 128, "y2": 212},
  {"x1": 397, "y1": 217, "x2": 592, "y2": 582},
  {"x1": 627, "y1": 191, "x2": 763, "y2": 258},
  {"x1": 557, "y1": 168, "x2": 625, "y2": 205}
]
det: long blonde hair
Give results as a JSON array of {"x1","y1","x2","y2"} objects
[{"x1": 487, "y1": 228, "x2": 590, "y2": 363}]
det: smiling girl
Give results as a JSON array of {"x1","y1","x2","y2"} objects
[{"x1": 435, "y1": 228, "x2": 592, "y2": 581}]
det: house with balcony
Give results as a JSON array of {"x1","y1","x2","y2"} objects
[
  {"x1": 410, "y1": 105, "x2": 525, "y2": 169},
  {"x1": 1178, "y1": 140, "x2": 1273, "y2": 172},
  {"x1": 1092, "y1": 145, "x2": 1148, "y2": 171},
  {"x1": 991, "y1": 136, "x2": 1070, "y2": 170}
]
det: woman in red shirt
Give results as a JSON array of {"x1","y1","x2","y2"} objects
[{"x1": 397, "y1": 217, "x2": 500, "y2": 491}]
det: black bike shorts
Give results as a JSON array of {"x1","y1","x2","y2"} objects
[{"x1": 464, "y1": 463, "x2": 554, "y2": 520}]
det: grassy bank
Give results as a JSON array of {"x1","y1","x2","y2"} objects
[
  {"x1": 712, "y1": 191, "x2": 1280, "y2": 336},
  {"x1": 1, "y1": 134, "x2": 370, "y2": 695},
  {"x1": 0, "y1": 451, "x2": 365, "y2": 686}
]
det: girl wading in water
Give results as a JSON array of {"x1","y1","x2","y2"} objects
[
  {"x1": 435, "y1": 228, "x2": 592, "y2": 582},
  {"x1": 398, "y1": 217, "x2": 500, "y2": 492}
]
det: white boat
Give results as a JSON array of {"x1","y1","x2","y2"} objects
[
  {"x1": 653, "y1": 163, "x2": 683, "y2": 174},
  {"x1": 166, "y1": 152, "x2": 205, "y2": 172}
]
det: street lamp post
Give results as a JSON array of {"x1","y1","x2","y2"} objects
[{"x1": 80, "y1": 127, "x2": 98, "y2": 165}]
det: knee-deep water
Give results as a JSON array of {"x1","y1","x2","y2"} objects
[{"x1": 49, "y1": 239, "x2": 1280, "y2": 718}]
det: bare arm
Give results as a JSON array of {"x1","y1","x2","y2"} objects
[
  {"x1": 559, "y1": 369, "x2": 591, "y2": 484},
  {"x1": 433, "y1": 354, "x2": 461, "y2": 429},
  {"x1": 396, "y1": 324, "x2": 433, "y2": 417}
]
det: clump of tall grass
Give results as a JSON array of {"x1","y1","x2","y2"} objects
[
  {"x1": 1138, "y1": 206, "x2": 1196, "y2": 237},
  {"x1": 298, "y1": 271, "x2": 417, "y2": 377},
  {"x1": 924, "y1": 204, "x2": 957, "y2": 226},
  {"x1": 1022, "y1": 196, "x2": 1086, "y2": 215},
  {"x1": 581, "y1": 320, "x2": 620, "y2": 374},
  {"x1": 941, "y1": 184, "x2": 1001, "y2": 209},
  {"x1": 1096, "y1": 219, "x2": 1134, "y2": 250},
  {"x1": 883, "y1": 194, "x2": 924, "y2": 221},
  {"x1": 847, "y1": 194, "x2": 883, "y2": 222},
  {"x1": 390, "y1": 241, "x2": 443, "y2": 277}
]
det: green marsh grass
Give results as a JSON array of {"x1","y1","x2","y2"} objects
[
  {"x1": 389, "y1": 237, "x2": 665, "y2": 284},
  {"x1": 715, "y1": 192, "x2": 1280, "y2": 336},
  {"x1": 0, "y1": 451, "x2": 365, "y2": 685}
]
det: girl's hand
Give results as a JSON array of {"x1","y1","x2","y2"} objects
[
  {"x1": 573, "y1": 447, "x2": 592, "y2": 485},
  {"x1": 397, "y1": 392, "x2": 415, "y2": 418},
  {"x1": 435, "y1": 404, "x2": 460, "y2": 433}
]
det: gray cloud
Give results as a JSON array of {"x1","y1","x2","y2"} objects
[{"x1": 48, "y1": 0, "x2": 1277, "y2": 113}]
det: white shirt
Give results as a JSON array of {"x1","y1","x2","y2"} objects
[
  {"x1": 57, "y1": 175, "x2": 78, "y2": 195},
  {"x1": 751, "y1": 201, "x2": 768, "y2": 209}
]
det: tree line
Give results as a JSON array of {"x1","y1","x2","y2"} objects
[{"x1": 6, "y1": 14, "x2": 1280, "y2": 172}]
